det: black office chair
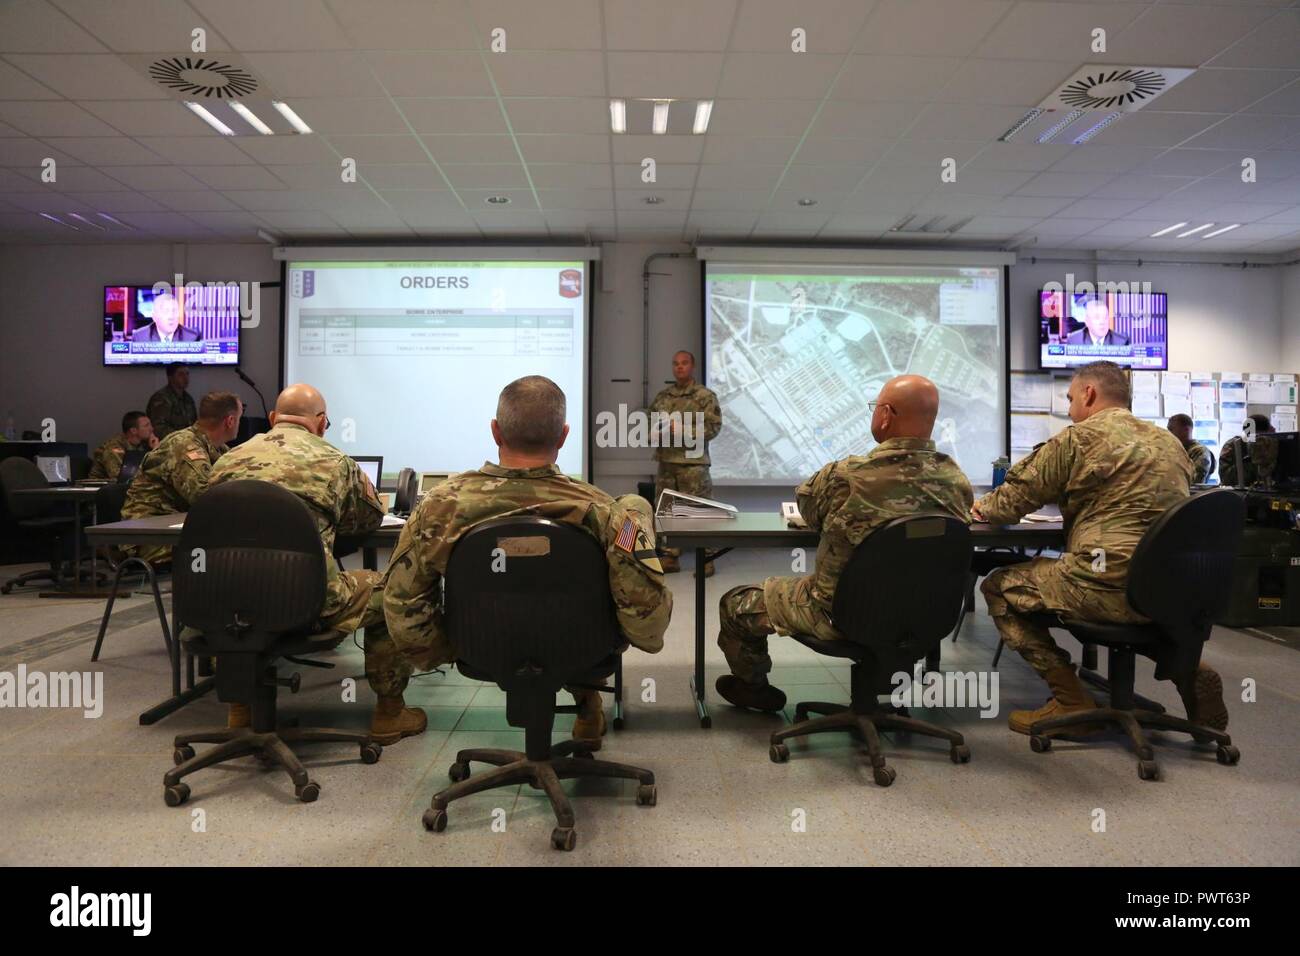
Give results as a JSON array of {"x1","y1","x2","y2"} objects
[
  {"x1": 162, "y1": 480, "x2": 381, "y2": 806},
  {"x1": 0, "y1": 457, "x2": 75, "y2": 593},
  {"x1": 769, "y1": 514, "x2": 974, "y2": 786},
  {"x1": 1026, "y1": 490, "x2": 1245, "y2": 780},
  {"x1": 90, "y1": 482, "x2": 173, "y2": 665},
  {"x1": 422, "y1": 516, "x2": 655, "y2": 851},
  {"x1": 393, "y1": 466, "x2": 418, "y2": 516}
]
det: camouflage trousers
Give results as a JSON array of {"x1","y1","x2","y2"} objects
[
  {"x1": 327, "y1": 569, "x2": 413, "y2": 698},
  {"x1": 981, "y1": 558, "x2": 1149, "y2": 678},
  {"x1": 654, "y1": 461, "x2": 713, "y2": 503},
  {"x1": 718, "y1": 576, "x2": 841, "y2": 683}
]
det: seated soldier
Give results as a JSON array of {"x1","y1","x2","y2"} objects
[
  {"x1": 121, "y1": 391, "x2": 242, "y2": 566},
  {"x1": 1219, "y1": 414, "x2": 1277, "y2": 488},
  {"x1": 1166, "y1": 413, "x2": 1213, "y2": 484},
  {"x1": 716, "y1": 374, "x2": 974, "y2": 711},
  {"x1": 383, "y1": 375, "x2": 672, "y2": 749},
  {"x1": 973, "y1": 361, "x2": 1228, "y2": 734},
  {"x1": 89, "y1": 411, "x2": 158, "y2": 480},
  {"x1": 207, "y1": 383, "x2": 425, "y2": 744}
]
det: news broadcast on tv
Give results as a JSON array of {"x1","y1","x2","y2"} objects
[
  {"x1": 103, "y1": 284, "x2": 240, "y2": 366},
  {"x1": 1039, "y1": 288, "x2": 1168, "y2": 370}
]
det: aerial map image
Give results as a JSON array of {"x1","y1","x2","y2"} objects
[{"x1": 705, "y1": 267, "x2": 1005, "y2": 485}]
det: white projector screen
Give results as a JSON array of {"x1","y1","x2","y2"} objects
[
  {"x1": 281, "y1": 256, "x2": 590, "y2": 480},
  {"x1": 703, "y1": 257, "x2": 1007, "y2": 485}
]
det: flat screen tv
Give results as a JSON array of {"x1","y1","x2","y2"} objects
[
  {"x1": 1039, "y1": 288, "x2": 1168, "y2": 370},
  {"x1": 103, "y1": 284, "x2": 240, "y2": 366}
]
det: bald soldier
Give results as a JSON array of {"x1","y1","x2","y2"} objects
[
  {"x1": 146, "y1": 364, "x2": 198, "y2": 440},
  {"x1": 973, "y1": 361, "x2": 1228, "y2": 734},
  {"x1": 716, "y1": 375, "x2": 973, "y2": 712},
  {"x1": 207, "y1": 384, "x2": 424, "y2": 743},
  {"x1": 649, "y1": 351, "x2": 722, "y2": 574},
  {"x1": 89, "y1": 410, "x2": 158, "y2": 480},
  {"x1": 384, "y1": 376, "x2": 672, "y2": 749},
  {"x1": 121, "y1": 391, "x2": 242, "y2": 565}
]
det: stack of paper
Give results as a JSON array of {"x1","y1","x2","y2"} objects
[{"x1": 656, "y1": 489, "x2": 738, "y2": 519}]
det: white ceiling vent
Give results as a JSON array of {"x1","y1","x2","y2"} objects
[
  {"x1": 145, "y1": 56, "x2": 259, "y2": 99},
  {"x1": 999, "y1": 65, "x2": 1195, "y2": 145}
]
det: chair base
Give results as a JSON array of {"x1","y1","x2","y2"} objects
[
  {"x1": 423, "y1": 739, "x2": 655, "y2": 851},
  {"x1": 162, "y1": 726, "x2": 380, "y2": 806},
  {"x1": 770, "y1": 701, "x2": 970, "y2": 787},
  {"x1": 1028, "y1": 706, "x2": 1239, "y2": 781}
]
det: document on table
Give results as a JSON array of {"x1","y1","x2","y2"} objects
[
  {"x1": 1019, "y1": 512, "x2": 1058, "y2": 524},
  {"x1": 168, "y1": 522, "x2": 184, "y2": 528},
  {"x1": 381, "y1": 514, "x2": 407, "y2": 527}
]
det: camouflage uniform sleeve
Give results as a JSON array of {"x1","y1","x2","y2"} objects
[
  {"x1": 974, "y1": 429, "x2": 1077, "y2": 524},
  {"x1": 335, "y1": 457, "x2": 384, "y2": 535},
  {"x1": 382, "y1": 507, "x2": 443, "y2": 660},
  {"x1": 795, "y1": 462, "x2": 842, "y2": 531},
  {"x1": 605, "y1": 495, "x2": 672, "y2": 653},
  {"x1": 647, "y1": 388, "x2": 666, "y2": 416},
  {"x1": 702, "y1": 388, "x2": 722, "y2": 442},
  {"x1": 1190, "y1": 445, "x2": 1212, "y2": 484},
  {"x1": 145, "y1": 393, "x2": 170, "y2": 437},
  {"x1": 89, "y1": 443, "x2": 113, "y2": 480},
  {"x1": 172, "y1": 451, "x2": 214, "y2": 507}
]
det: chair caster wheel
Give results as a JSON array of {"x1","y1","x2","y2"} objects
[
  {"x1": 636, "y1": 784, "x2": 657, "y2": 807},
  {"x1": 1137, "y1": 759, "x2": 1159, "y2": 781},
  {"x1": 769, "y1": 743, "x2": 789, "y2": 763},
  {"x1": 872, "y1": 765, "x2": 896, "y2": 787},
  {"x1": 423, "y1": 808, "x2": 447, "y2": 832},
  {"x1": 448, "y1": 761, "x2": 470, "y2": 782},
  {"x1": 173, "y1": 746, "x2": 195, "y2": 765},
  {"x1": 360, "y1": 742, "x2": 382, "y2": 764},
  {"x1": 295, "y1": 781, "x2": 320, "y2": 802},
  {"x1": 950, "y1": 744, "x2": 971, "y2": 764},
  {"x1": 551, "y1": 827, "x2": 577, "y2": 851},
  {"x1": 1216, "y1": 745, "x2": 1240, "y2": 765},
  {"x1": 1030, "y1": 735, "x2": 1051, "y2": 753},
  {"x1": 163, "y1": 783, "x2": 190, "y2": 807}
]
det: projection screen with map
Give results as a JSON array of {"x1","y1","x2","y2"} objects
[{"x1": 701, "y1": 250, "x2": 1010, "y2": 486}]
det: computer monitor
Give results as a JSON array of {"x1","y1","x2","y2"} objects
[
  {"x1": 1273, "y1": 432, "x2": 1300, "y2": 489},
  {"x1": 117, "y1": 449, "x2": 146, "y2": 484},
  {"x1": 418, "y1": 471, "x2": 454, "y2": 495},
  {"x1": 351, "y1": 455, "x2": 383, "y2": 488}
]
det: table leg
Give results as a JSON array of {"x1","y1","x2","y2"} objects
[
  {"x1": 691, "y1": 546, "x2": 711, "y2": 728},
  {"x1": 363, "y1": 546, "x2": 378, "y2": 572}
]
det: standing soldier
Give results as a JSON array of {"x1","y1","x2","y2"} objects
[
  {"x1": 384, "y1": 376, "x2": 672, "y2": 750},
  {"x1": 122, "y1": 391, "x2": 242, "y2": 566},
  {"x1": 716, "y1": 375, "x2": 973, "y2": 711},
  {"x1": 146, "y1": 364, "x2": 198, "y2": 440},
  {"x1": 649, "y1": 350, "x2": 722, "y2": 574},
  {"x1": 89, "y1": 411, "x2": 158, "y2": 480},
  {"x1": 207, "y1": 383, "x2": 424, "y2": 743},
  {"x1": 974, "y1": 362, "x2": 1227, "y2": 734}
]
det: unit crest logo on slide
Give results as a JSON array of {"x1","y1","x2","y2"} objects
[
  {"x1": 291, "y1": 269, "x2": 315, "y2": 300},
  {"x1": 559, "y1": 269, "x2": 582, "y2": 298}
]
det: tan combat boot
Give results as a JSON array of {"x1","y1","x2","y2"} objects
[
  {"x1": 1181, "y1": 663, "x2": 1229, "y2": 731},
  {"x1": 1008, "y1": 664, "x2": 1103, "y2": 736},
  {"x1": 571, "y1": 690, "x2": 606, "y2": 750},
  {"x1": 227, "y1": 703, "x2": 251, "y2": 729},
  {"x1": 369, "y1": 695, "x2": 428, "y2": 745}
]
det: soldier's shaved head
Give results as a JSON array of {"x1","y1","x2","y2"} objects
[
  {"x1": 871, "y1": 374, "x2": 941, "y2": 443},
  {"x1": 1067, "y1": 360, "x2": 1129, "y2": 423},
  {"x1": 493, "y1": 376, "x2": 569, "y2": 463},
  {"x1": 271, "y1": 383, "x2": 329, "y2": 436}
]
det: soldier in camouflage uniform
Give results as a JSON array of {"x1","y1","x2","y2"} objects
[
  {"x1": 146, "y1": 364, "x2": 198, "y2": 440},
  {"x1": 1219, "y1": 415, "x2": 1278, "y2": 488},
  {"x1": 1166, "y1": 413, "x2": 1214, "y2": 484},
  {"x1": 89, "y1": 410, "x2": 157, "y2": 480},
  {"x1": 121, "y1": 391, "x2": 242, "y2": 565},
  {"x1": 717, "y1": 375, "x2": 973, "y2": 712},
  {"x1": 649, "y1": 351, "x2": 722, "y2": 574},
  {"x1": 384, "y1": 376, "x2": 672, "y2": 748},
  {"x1": 207, "y1": 383, "x2": 424, "y2": 743},
  {"x1": 975, "y1": 362, "x2": 1228, "y2": 734}
]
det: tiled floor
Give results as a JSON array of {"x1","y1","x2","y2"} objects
[{"x1": 1, "y1": 549, "x2": 1297, "y2": 866}]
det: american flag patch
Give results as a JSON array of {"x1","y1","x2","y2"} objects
[{"x1": 615, "y1": 516, "x2": 637, "y2": 554}]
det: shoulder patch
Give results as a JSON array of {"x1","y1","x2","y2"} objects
[
  {"x1": 615, "y1": 515, "x2": 637, "y2": 554},
  {"x1": 185, "y1": 450, "x2": 205, "y2": 461}
]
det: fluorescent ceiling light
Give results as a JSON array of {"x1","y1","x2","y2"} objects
[
  {"x1": 1176, "y1": 223, "x2": 1214, "y2": 238},
  {"x1": 38, "y1": 213, "x2": 77, "y2": 229},
  {"x1": 1035, "y1": 109, "x2": 1084, "y2": 144},
  {"x1": 184, "y1": 101, "x2": 234, "y2": 136},
  {"x1": 652, "y1": 100, "x2": 670, "y2": 135},
  {"x1": 609, "y1": 99, "x2": 626, "y2": 134},
  {"x1": 271, "y1": 101, "x2": 312, "y2": 134},
  {"x1": 693, "y1": 100, "x2": 713, "y2": 135},
  {"x1": 999, "y1": 108, "x2": 1044, "y2": 143},
  {"x1": 1202, "y1": 224, "x2": 1240, "y2": 238},
  {"x1": 230, "y1": 102, "x2": 273, "y2": 135},
  {"x1": 1071, "y1": 111, "x2": 1123, "y2": 145},
  {"x1": 67, "y1": 212, "x2": 107, "y2": 230},
  {"x1": 1150, "y1": 222, "x2": 1187, "y2": 237}
]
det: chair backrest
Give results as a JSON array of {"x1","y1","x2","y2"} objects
[
  {"x1": 173, "y1": 480, "x2": 326, "y2": 652},
  {"x1": 1126, "y1": 489, "x2": 1245, "y2": 644},
  {"x1": 444, "y1": 516, "x2": 620, "y2": 696},
  {"x1": 0, "y1": 456, "x2": 52, "y2": 519},
  {"x1": 831, "y1": 514, "x2": 973, "y2": 673},
  {"x1": 94, "y1": 482, "x2": 129, "y2": 525},
  {"x1": 394, "y1": 466, "x2": 418, "y2": 515}
]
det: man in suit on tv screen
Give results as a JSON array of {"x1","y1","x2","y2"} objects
[
  {"x1": 1065, "y1": 298, "x2": 1128, "y2": 346},
  {"x1": 131, "y1": 290, "x2": 203, "y2": 343}
]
